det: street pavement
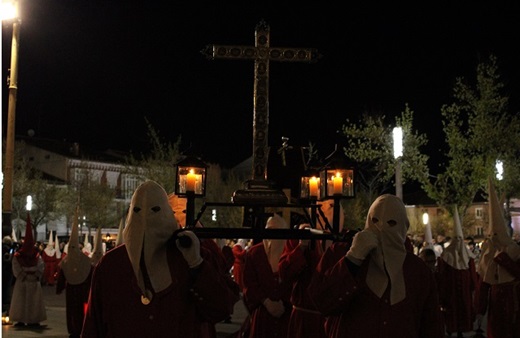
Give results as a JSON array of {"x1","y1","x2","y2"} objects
[{"x1": 2, "y1": 284, "x2": 247, "y2": 338}]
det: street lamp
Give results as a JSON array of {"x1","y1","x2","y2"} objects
[
  {"x1": 495, "y1": 160, "x2": 503, "y2": 180},
  {"x1": 393, "y1": 126, "x2": 403, "y2": 200},
  {"x1": 2, "y1": 0, "x2": 21, "y2": 237}
]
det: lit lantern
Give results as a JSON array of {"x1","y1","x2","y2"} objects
[
  {"x1": 319, "y1": 144, "x2": 355, "y2": 200},
  {"x1": 175, "y1": 155, "x2": 208, "y2": 227},
  {"x1": 175, "y1": 156, "x2": 208, "y2": 197}
]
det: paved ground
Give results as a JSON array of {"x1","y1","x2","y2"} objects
[{"x1": 2, "y1": 284, "x2": 247, "y2": 338}]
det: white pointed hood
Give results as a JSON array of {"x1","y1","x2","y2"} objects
[
  {"x1": 478, "y1": 178, "x2": 520, "y2": 284},
  {"x1": 60, "y1": 206, "x2": 92, "y2": 285},
  {"x1": 441, "y1": 205, "x2": 474, "y2": 269},
  {"x1": 123, "y1": 180, "x2": 179, "y2": 302},
  {"x1": 82, "y1": 233, "x2": 92, "y2": 256},
  {"x1": 11, "y1": 227, "x2": 18, "y2": 243},
  {"x1": 423, "y1": 218, "x2": 435, "y2": 250},
  {"x1": 44, "y1": 230, "x2": 56, "y2": 257},
  {"x1": 90, "y1": 227, "x2": 104, "y2": 266},
  {"x1": 55, "y1": 233, "x2": 62, "y2": 259},
  {"x1": 365, "y1": 194, "x2": 409, "y2": 305}
]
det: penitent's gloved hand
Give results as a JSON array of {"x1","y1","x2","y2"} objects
[
  {"x1": 346, "y1": 230, "x2": 378, "y2": 265},
  {"x1": 263, "y1": 298, "x2": 285, "y2": 318},
  {"x1": 175, "y1": 231, "x2": 203, "y2": 268}
]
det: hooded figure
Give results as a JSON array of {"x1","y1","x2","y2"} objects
[
  {"x1": 90, "y1": 227, "x2": 104, "y2": 266},
  {"x1": 42, "y1": 230, "x2": 59, "y2": 285},
  {"x1": 242, "y1": 213, "x2": 293, "y2": 338},
  {"x1": 56, "y1": 206, "x2": 93, "y2": 338},
  {"x1": 82, "y1": 234, "x2": 92, "y2": 257},
  {"x1": 81, "y1": 180, "x2": 238, "y2": 337},
  {"x1": 478, "y1": 178, "x2": 520, "y2": 284},
  {"x1": 308, "y1": 194, "x2": 444, "y2": 338},
  {"x1": 9, "y1": 213, "x2": 47, "y2": 326},
  {"x1": 60, "y1": 207, "x2": 92, "y2": 285},
  {"x1": 475, "y1": 178, "x2": 520, "y2": 338},
  {"x1": 437, "y1": 205, "x2": 478, "y2": 336},
  {"x1": 124, "y1": 181, "x2": 180, "y2": 303},
  {"x1": 441, "y1": 205, "x2": 475, "y2": 270}
]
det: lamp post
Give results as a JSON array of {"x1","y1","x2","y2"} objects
[
  {"x1": 393, "y1": 126, "x2": 403, "y2": 201},
  {"x1": 1, "y1": 0, "x2": 21, "y2": 237}
]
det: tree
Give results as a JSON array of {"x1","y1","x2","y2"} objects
[
  {"x1": 423, "y1": 55, "x2": 520, "y2": 218},
  {"x1": 10, "y1": 141, "x2": 69, "y2": 239},
  {"x1": 125, "y1": 119, "x2": 245, "y2": 229},
  {"x1": 339, "y1": 104, "x2": 430, "y2": 227}
]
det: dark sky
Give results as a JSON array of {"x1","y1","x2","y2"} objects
[{"x1": 3, "y1": 2, "x2": 520, "y2": 168}]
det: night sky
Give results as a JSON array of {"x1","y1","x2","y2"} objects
[{"x1": 3, "y1": 2, "x2": 520, "y2": 168}]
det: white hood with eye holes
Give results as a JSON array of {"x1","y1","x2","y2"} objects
[
  {"x1": 123, "y1": 181, "x2": 179, "y2": 301},
  {"x1": 364, "y1": 194, "x2": 409, "y2": 305}
]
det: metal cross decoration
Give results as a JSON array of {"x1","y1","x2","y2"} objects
[{"x1": 202, "y1": 20, "x2": 321, "y2": 181}]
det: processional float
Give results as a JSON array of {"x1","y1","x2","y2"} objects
[{"x1": 173, "y1": 20, "x2": 355, "y2": 245}]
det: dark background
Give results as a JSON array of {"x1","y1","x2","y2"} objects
[{"x1": 3, "y1": 2, "x2": 520, "y2": 168}]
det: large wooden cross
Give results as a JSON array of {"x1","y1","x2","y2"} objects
[{"x1": 203, "y1": 20, "x2": 321, "y2": 182}]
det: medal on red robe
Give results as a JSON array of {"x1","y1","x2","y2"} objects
[{"x1": 141, "y1": 289, "x2": 152, "y2": 305}]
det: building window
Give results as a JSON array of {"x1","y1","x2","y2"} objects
[
  {"x1": 476, "y1": 226, "x2": 484, "y2": 236},
  {"x1": 123, "y1": 175, "x2": 141, "y2": 200},
  {"x1": 475, "y1": 208, "x2": 483, "y2": 219}
]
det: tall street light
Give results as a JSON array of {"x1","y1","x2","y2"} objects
[
  {"x1": 393, "y1": 126, "x2": 403, "y2": 200},
  {"x1": 1, "y1": 0, "x2": 21, "y2": 237}
]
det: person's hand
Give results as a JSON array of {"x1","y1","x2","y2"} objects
[
  {"x1": 175, "y1": 231, "x2": 203, "y2": 268},
  {"x1": 263, "y1": 298, "x2": 285, "y2": 318},
  {"x1": 346, "y1": 230, "x2": 378, "y2": 264}
]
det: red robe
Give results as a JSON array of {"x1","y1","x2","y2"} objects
[
  {"x1": 308, "y1": 250, "x2": 444, "y2": 338},
  {"x1": 232, "y1": 244, "x2": 247, "y2": 291},
  {"x1": 56, "y1": 265, "x2": 93, "y2": 337},
  {"x1": 42, "y1": 250, "x2": 59, "y2": 286},
  {"x1": 278, "y1": 238, "x2": 326, "y2": 338},
  {"x1": 437, "y1": 257, "x2": 477, "y2": 333},
  {"x1": 475, "y1": 252, "x2": 520, "y2": 338},
  {"x1": 242, "y1": 242, "x2": 293, "y2": 338},
  {"x1": 81, "y1": 242, "x2": 238, "y2": 338}
]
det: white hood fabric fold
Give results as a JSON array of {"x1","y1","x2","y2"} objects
[
  {"x1": 123, "y1": 181, "x2": 179, "y2": 302},
  {"x1": 365, "y1": 194, "x2": 409, "y2": 305}
]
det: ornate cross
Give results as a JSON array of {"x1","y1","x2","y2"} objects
[{"x1": 203, "y1": 20, "x2": 320, "y2": 182}]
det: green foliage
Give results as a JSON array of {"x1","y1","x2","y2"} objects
[
  {"x1": 11, "y1": 142, "x2": 69, "y2": 235},
  {"x1": 423, "y1": 55, "x2": 520, "y2": 214},
  {"x1": 340, "y1": 104, "x2": 430, "y2": 211},
  {"x1": 124, "y1": 118, "x2": 183, "y2": 193}
]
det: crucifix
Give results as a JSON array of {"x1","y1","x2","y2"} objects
[{"x1": 202, "y1": 19, "x2": 321, "y2": 184}]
